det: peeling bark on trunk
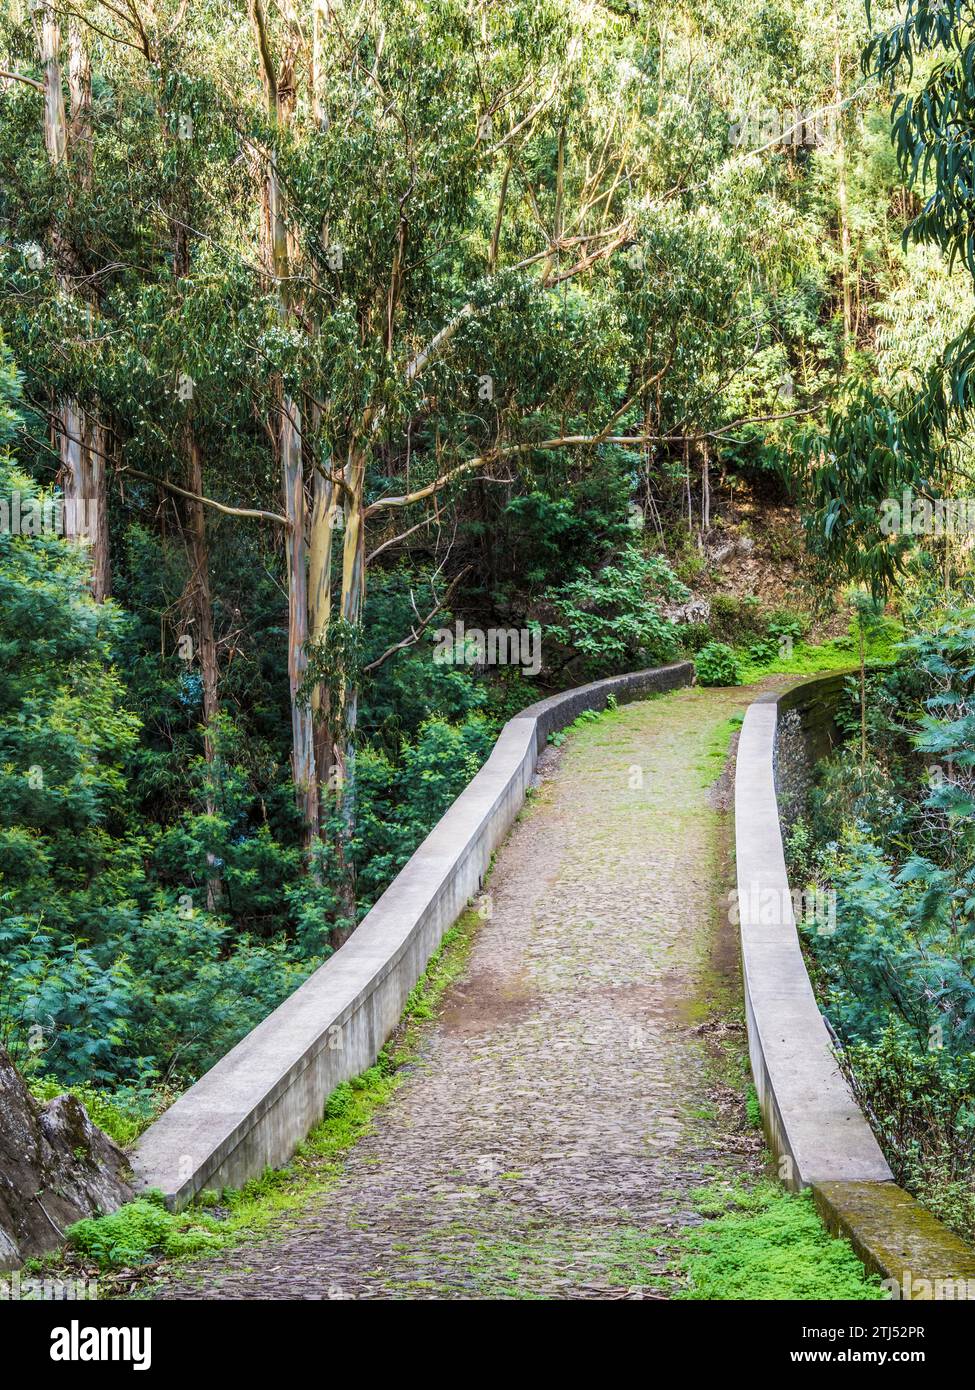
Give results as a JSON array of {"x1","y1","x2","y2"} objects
[
  {"x1": 86, "y1": 420, "x2": 110, "y2": 601},
  {"x1": 309, "y1": 455, "x2": 339, "y2": 811},
  {"x1": 331, "y1": 442, "x2": 367, "y2": 923},
  {"x1": 39, "y1": 12, "x2": 111, "y2": 598},
  {"x1": 282, "y1": 396, "x2": 318, "y2": 838},
  {"x1": 38, "y1": 5, "x2": 66, "y2": 164},
  {"x1": 251, "y1": 0, "x2": 319, "y2": 845},
  {"x1": 184, "y1": 428, "x2": 223, "y2": 910}
]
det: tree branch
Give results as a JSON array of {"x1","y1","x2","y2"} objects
[
  {"x1": 0, "y1": 69, "x2": 44, "y2": 92},
  {"x1": 117, "y1": 465, "x2": 288, "y2": 526},
  {"x1": 363, "y1": 566, "x2": 471, "y2": 672}
]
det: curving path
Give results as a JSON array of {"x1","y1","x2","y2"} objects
[{"x1": 157, "y1": 683, "x2": 768, "y2": 1300}]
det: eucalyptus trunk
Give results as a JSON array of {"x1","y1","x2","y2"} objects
[
  {"x1": 251, "y1": 0, "x2": 319, "y2": 843},
  {"x1": 39, "y1": 11, "x2": 110, "y2": 598}
]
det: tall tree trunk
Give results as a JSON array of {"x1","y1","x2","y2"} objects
[
  {"x1": 833, "y1": 10, "x2": 853, "y2": 357},
  {"x1": 184, "y1": 428, "x2": 223, "y2": 909},
  {"x1": 339, "y1": 444, "x2": 367, "y2": 771},
  {"x1": 68, "y1": 24, "x2": 109, "y2": 600},
  {"x1": 38, "y1": 4, "x2": 66, "y2": 163},
  {"x1": 282, "y1": 395, "x2": 318, "y2": 837},
  {"x1": 85, "y1": 419, "x2": 110, "y2": 601},
  {"x1": 251, "y1": 0, "x2": 319, "y2": 843},
  {"x1": 309, "y1": 454, "x2": 339, "y2": 805},
  {"x1": 38, "y1": 11, "x2": 110, "y2": 597},
  {"x1": 319, "y1": 441, "x2": 367, "y2": 938}
]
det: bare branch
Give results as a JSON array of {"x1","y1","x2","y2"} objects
[
  {"x1": 118, "y1": 465, "x2": 288, "y2": 527},
  {"x1": 364, "y1": 566, "x2": 471, "y2": 672},
  {"x1": 0, "y1": 69, "x2": 45, "y2": 92}
]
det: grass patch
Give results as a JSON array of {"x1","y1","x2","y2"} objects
[
  {"x1": 693, "y1": 712, "x2": 744, "y2": 786},
  {"x1": 744, "y1": 1083, "x2": 762, "y2": 1130},
  {"x1": 674, "y1": 1182, "x2": 885, "y2": 1301},
  {"x1": 376, "y1": 1182, "x2": 882, "y2": 1301},
  {"x1": 736, "y1": 620, "x2": 901, "y2": 686}
]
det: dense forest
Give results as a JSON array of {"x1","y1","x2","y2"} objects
[{"x1": 4, "y1": 0, "x2": 975, "y2": 1286}]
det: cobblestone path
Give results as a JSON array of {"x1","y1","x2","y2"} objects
[{"x1": 156, "y1": 684, "x2": 765, "y2": 1300}]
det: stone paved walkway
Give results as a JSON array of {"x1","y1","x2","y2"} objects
[{"x1": 156, "y1": 683, "x2": 765, "y2": 1299}]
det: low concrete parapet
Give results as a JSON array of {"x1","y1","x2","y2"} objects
[
  {"x1": 736, "y1": 671, "x2": 975, "y2": 1297},
  {"x1": 813, "y1": 1181, "x2": 975, "y2": 1300},
  {"x1": 132, "y1": 661, "x2": 693, "y2": 1209},
  {"x1": 735, "y1": 677, "x2": 892, "y2": 1190}
]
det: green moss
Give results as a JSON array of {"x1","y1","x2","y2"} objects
[
  {"x1": 745, "y1": 1083, "x2": 762, "y2": 1129},
  {"x1": 694, "y1": 713, "x2": 744, "y2": 786},
  {"x1": 674, "y1": 1183, "x2": 885, "y2": 1300}
]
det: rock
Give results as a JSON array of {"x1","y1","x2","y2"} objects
[
  {"x1": 664, "y1": 596, "x2": 711, "y2": 625},
  {"x1": 0, "y1": 1048, "x2": 133, "y2": 1270}
]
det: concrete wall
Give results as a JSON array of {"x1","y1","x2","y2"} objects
[
  {"x1": 737, "y1": 672, "x2": 975, "y2": 1296},
  {"x1": 734, "y1": 676, "x2": 893, "y2": 1190},
  {"x1": 132, "y1": 661, "x2": 693, "y2": 1209}
]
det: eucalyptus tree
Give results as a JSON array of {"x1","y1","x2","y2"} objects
[
  {"x1": 0, "y1": 5, "x2": 111, "y2": 596},
  {"x1": 0, "y1": 0, "x2": 859, "y2": 919},
  {"x1": 801, "y1": 0, "x2": 975, "y2": 595}
]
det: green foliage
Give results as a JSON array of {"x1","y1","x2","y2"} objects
[
  {"x1": 676, "y1": 1185, "x2": 884, "y2": 1301},
  {"x1": 67, "y1": 1190, "x2": 225, "y2": 1267},
  {"x1": 838, "y1": 1029, "x2": 975, "y2": 1243},
  {"x1": 695, "y1": 642, "x2": 743, "y2": 687},
  {"x1": 0, "y1": 0, "x2": 947, "y2": 1133},
  {"x1": 27, "y1": 1077, "x2": 171, "y2": 1147},
  {"x1": 745, "y1": 613, "x2": 804, "y2": 667},
  {"x1": 807, "y1": 611, "x2": 975, "y2": 1053},
  {"x1": 707, "y1": 594, "x2": 768, "y2": 645},
  {"x1": 544, "y1": 546, "x2": 687, "y2": 679},
  {"x1": 744, "y1": 1084, "x2": 762, "y2": 1130},
  {"x1": 804, "y1": 608, "x2": 975, "y2": 1240}
]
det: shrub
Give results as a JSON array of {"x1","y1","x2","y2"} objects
[
  {"x1": 695, "y1": 642, "x2": 742, "y2": 687},
  {"x1": 544, "y1": 546, "x2": 687, "y2": 678},
  {"x1": 708, "y1": 594, "x2": 765, "y2": 644},
  {"x1": 839, "y1": 1031, "x2": 975, "y2": 1190},
  {"x1": 67, "y1": 1190, "x2": 225, "y2": 1267},
  {"x1": 67, "y1": 1195, "x2": 177, "y2": 1268}
]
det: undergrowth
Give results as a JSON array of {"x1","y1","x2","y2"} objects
[
  {"x1": 27, "y1": 1079, "x2": 175, "y2": 1148},
  {"x1": 674, "y1": 1182, "x2": 885, "y2": 1300},
  {"x1": 735, "y1": 618, "x2": 901, "y2": 685},
  {"x1": 62, "y1": 903, "x2": 483, "y2": 1275}
]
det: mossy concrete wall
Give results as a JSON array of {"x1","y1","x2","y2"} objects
[
  {"x1": 132, "y1": 662, "x2": 692, "y2": 1210},
  {"x1": 814, "y1": 1181, "x2": 975, "y2": 1299},
  {"x1": 735, "y1": 677, "x2": 891, "y2": 1190},
  {"x1": 737, "y1": 672, "x2": 975, "y2": 1298}
]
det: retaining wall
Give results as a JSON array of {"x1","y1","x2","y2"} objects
[
  {"x1": 736, "y1": 671, "x2": 975, "y2": 1297},
  {"x1": 132, "y1": 661, "x2": 693, "y2": 1209},
  {"x1": 736, "y1": 674, "x2": 893, "y2": 1189}
]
